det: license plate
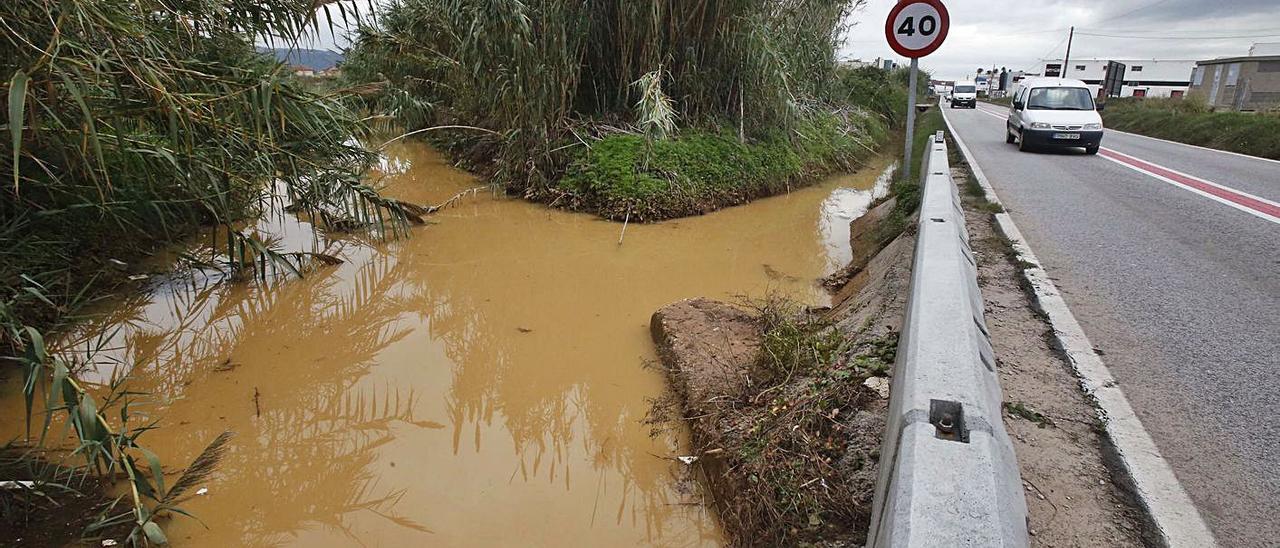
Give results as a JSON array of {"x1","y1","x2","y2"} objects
[{"x1": 1053, "y1": 133, "x2": 1081, "y2": 140}]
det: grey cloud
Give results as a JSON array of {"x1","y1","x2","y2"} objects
[{"x1": 841, "y1": 0, "x2": 1280, "y2": 80}]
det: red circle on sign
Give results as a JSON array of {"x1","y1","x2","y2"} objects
[{"x1": 885, "y1": 0, "x2": 950, "y2": 58}]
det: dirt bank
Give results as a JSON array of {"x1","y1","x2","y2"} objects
[
  {"x1": 650, "y1": 196, "x2": 914, "y2": 546},
  {"x1": 652, "y1": 141, "x2": 1150, "y2": 545}
]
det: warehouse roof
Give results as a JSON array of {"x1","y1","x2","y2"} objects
[{"x1": 1196, "y1": 55, "x2": 1280, "y2": 66}]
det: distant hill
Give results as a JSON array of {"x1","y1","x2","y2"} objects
[{"x1": 258, "y1": 48, "x2": 344, "y2": 71}]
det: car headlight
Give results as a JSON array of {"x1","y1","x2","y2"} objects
[
  {"x1": 1030, "y1": 122, "x2": 1051, "y2": 129},
  {"x1": 1085, "y1": 123, "x2": 1102, "y2": 130}
]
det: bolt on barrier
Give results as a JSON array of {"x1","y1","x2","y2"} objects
[{"x1": 866, "y1": 131, "x2": 1029, "y2": 548}]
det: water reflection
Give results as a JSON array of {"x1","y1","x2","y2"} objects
[
  {"x1": 817, "y1": 162, "x2": 896, "y2": 271},
  {"x1": 2, "y1": 142, "x2": 891, "y2": 547}
]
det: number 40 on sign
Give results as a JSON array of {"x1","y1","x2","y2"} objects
[
  {"x1": 885, "y1": 0, "x2": 949, "y2": 58},
  {"x1": 884, "y1": 0, "x2": 949, "y2": 179}
]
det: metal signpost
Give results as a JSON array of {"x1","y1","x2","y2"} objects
[{"x1": 885, "y1": 0, "x2": 949, "y2": 177}]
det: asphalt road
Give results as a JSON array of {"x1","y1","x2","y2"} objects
[{"x1": 944, "y1": 102, "x2": 1280, "y2": 547}]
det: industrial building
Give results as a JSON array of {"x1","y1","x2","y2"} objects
[
  {"x1": 1189, "y1": 51, "x2": 1280, "y2": 111},
  {"x1": 1038, "y1": 58, "x2": 1196, "y2": 98}
]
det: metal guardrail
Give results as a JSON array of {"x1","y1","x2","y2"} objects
[{"x1": 866, "y1": 131, "x2": 1029, "y2": 547}]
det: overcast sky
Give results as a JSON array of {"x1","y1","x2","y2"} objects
[
  {"x1": 841, "y1": 0, "x2": 1280, "y2": 81},
  {"x1": 299, "y1": 0, "x2": 1280, "y2": 82}
]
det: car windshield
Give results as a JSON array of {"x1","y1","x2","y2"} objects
[
  {"x1": 1027, "y1": 87, "x2": 1094, "y2": 110},
  {"x1": 955, "y1": 85, "x2": 975, "y2": 93}
]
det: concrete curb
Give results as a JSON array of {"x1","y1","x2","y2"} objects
[
  {"x1": 866, "y1": 132, "x2": 1029, "y2": 548},
  {"x1": 940, "y1": 106, "x2": 1219, "y2": 548}
]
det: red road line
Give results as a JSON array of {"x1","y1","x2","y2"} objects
[{"x1": 1098, "y1": 149, "x2": 1280, "y2": 219}]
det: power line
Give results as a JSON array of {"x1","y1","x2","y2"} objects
[
  {"x1": 1087, "y1": 25, "x2": 1280, "y2": 35},
  {"x1": 1075, "y1": 31, "x2": 1280, "y2": 40},
  {"x1": 1001, "y1": 27, "x2": 1071, "y2": 37},
  {"x1": 1090, "y1": 0, "x2": 1174, "y2": 27},
  {"x1": 1033, "y1": 33, "x2": 1069, "y2": 64}
]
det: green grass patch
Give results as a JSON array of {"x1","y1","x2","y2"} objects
[
  {"x1": 1102, "y1": 97, "x2": 1280, "y2": 160},
  {"x1": 1004, "y1": 401, "x2": 1055, "y2": 428},
  {"x1": 558, "y1": 111, "x2": 888, "y2": 220},
  {"x1": 876, "y1": 107, "x2": 945, "y2": 241}
]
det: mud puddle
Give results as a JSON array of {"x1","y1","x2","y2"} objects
[{"x1": 0, "y1": 143, "x2": 891, "y2": 546}]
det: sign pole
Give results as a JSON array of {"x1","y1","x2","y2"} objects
[
  {"x1": 904, "y1": 57, "x2": 919, "y2": 180},
  {"x1": 885, "y1": 0, "x2": 947, "y2": 181}
]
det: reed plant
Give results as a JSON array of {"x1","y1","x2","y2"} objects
[
  {"x1": 343, "y1": 0, "x2": 870, "y2": 199},
  {"x1": 2, "y1": 0, "x2": 414, "y2": 342},
  {"x1": 2, "y1": 0, "x2": 407, "y2": 544}
]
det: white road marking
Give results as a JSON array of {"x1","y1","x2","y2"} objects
[
  {"x1": 973, "y1": 106, "x2": 1007, "y2": 121},
  {"x1": 1098, "y1": 150, "x2": 1280, "y2": 224},
  {"x1": 1107, "y1": 128, "x2": 1280, "y2": 167},
  {"x1": 941, "y1": 106, "x2": 1220, "y2": 548}
]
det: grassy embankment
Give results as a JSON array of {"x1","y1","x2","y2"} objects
[
  {"x1": 2, "y1": 0, "x2": 407, "y2": 543},
  {"x1": 1101, "y1": 97, "x2": 1280, "y2": 160},
  {"x1": 558, "y1": 111, "x2": 889, "y2": 219},
  {"x1": 877, "y1": 107, "x2": 946, "y2": 241},
  {"x1": 343, "y1": 0, "x2": 920, "y2": 221}
]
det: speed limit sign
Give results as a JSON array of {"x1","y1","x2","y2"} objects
[
  {"x1": 885, "y1": 0, "x2": 949, "y2": 58},
  {"x1": 884, "y1": 0, "x2": 948, "y2": 182}
]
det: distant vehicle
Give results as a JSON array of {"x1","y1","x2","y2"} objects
[
  {"x1": 1005, "y1": 77, "x2": 1104, "y2": 155},
  {"x1": 950, "y1": 84, "x2": 977, "y2": 109}
]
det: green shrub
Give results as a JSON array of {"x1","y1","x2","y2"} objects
[
  {"x1": 342, "y1": 0, "x2": 909, "y2": 220},
  {"x1": 1102, "y1": 97, "x2": 1280, "y2": 160},
  {"x1": 558, "y1": 111, "x2": 887, "y2": 220},
  {"x1": 875, "y1": 107, "x2": 944, "y2": 241},
  {"x1": 2, "y1": 0, "x2": 415, "y2": 345},
  {"x1": 827, "y1": 65, "x2": 920, "y2": 127},
  {"x1": 1, "y1": 0, "x2": 408, "y2": 543},
  {"x1": 344, "y1": 0, "x2": 861, "y2": 191}
]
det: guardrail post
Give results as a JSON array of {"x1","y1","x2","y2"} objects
[{"x1": 866, "y1": 132, "x2": 1029, "y2": 548}]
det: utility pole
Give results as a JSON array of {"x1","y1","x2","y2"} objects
[{"x1": 1063, "y1": 26, "x2": 1075, "y2": 77}]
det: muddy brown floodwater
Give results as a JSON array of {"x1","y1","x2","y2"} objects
[{"x1": 0, "y1": 142, "x2": 891, "y2": 547}]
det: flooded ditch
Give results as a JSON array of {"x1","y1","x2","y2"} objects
[{"x1": 0, "y1": 142, "x2": 892, "y2": 546}]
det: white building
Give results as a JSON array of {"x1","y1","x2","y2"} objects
[
  {"x1": 840, "y1": 57, "x2": 900, "y2": 71},
  {"x1": 1037, "y1": 58, "x2": 1196, "y2": 98}
]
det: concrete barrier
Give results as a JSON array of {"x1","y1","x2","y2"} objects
[{"x1": 866, "y1": 131, "x2": 1029, "y2": 548}]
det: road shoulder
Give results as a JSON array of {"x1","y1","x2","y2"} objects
[
  {"x1": 943, "y1": 106, "x2": 1219, "y2": 548},
  {"x1": 953, "y1": 161, "x2": 1144, "y2": 546}
]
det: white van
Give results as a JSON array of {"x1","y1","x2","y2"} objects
[
  {"x1": 950, "y1": 83, "x2": 976, "y2": 109},
  {"x1": 1005, "y1": 77, "x2": 1104, "y2": 154}
]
